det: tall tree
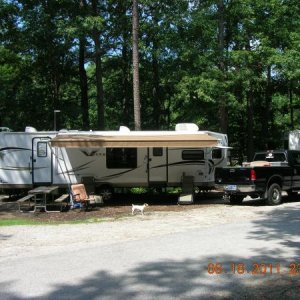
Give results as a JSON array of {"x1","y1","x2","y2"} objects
[
  {"x1": 79, "y1": 0, "x2": 90, "y2": 129},
  {"x1": 132, "y1": 0, "x2": 141, "y2": 130},
  {"x1": 217, "y1": 0, "x2": 227, "y2": 134},
  {"x1": 91, "y1": 0, "x2": 105, "y2": 129}
]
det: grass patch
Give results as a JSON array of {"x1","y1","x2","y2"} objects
[
  {"x1": 0, "y1": 219, "x2": 44, "y2": 226},
  {"x1": 0, "y1": 216, "x2": 125, "y2": 226}
]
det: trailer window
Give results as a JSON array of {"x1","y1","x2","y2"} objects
[
  {"x1": 212, "y1": 148, "x2": 222, "y2": 159},
  {"x1": 106, "y1": 148, "x2": 137, "y2": 169},
  {"x1": 182, "y1": 150, "x2": 204, "y2": 160},
  {"x1": 37, "y1": 142, "x2": 47, "y2": 157},
  {"x1": 153, "y1": 147, "x2": 163, "y2": 156}
]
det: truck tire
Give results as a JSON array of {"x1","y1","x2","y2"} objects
[
  {"x1": 229, "y1": 195, "x2": 244, "y2": 205},
  {"x1": 265, "y1": 183, "x2": 282, "y2": 205}
]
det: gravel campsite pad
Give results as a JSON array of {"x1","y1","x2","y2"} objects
[{"x1": 0, "y1": 194, "x2": 299, "y2": 260}]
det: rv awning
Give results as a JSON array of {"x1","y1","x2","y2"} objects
[{"x1": 50, "y1": 134, "x2": 218, "y2": 148}]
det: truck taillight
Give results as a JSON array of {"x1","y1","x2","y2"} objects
[{"x1": 250, "y1": 169, "x2": 256, "y2": 181}]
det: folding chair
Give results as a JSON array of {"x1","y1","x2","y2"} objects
[{"x1": 70, "y1": 184, "x2": 96, "y2": 211}]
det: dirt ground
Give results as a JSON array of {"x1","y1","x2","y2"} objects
[{"x1": 0, "y1": 192, "x2": 226, "y2": 222}]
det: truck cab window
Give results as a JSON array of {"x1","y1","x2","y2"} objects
[{"x1": 254, "y1": 153, "x2": 286, "y2": 162}]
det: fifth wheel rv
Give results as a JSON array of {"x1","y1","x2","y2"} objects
[{"x1": 0, "y1": 124, "x2": 228, "y2": 196}]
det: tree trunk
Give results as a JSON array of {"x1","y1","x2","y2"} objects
[
  {"x1": 152, "y1": 39, "x2": 161, "y2": 129},
  {"x1": 132, "y1": 0, "x2": 141, "y2": 130},
  {"x1": 122, "y1": 39, "x2": 130, "y2": 126},
  {"x1": 217, "y1": 0, "x2": 227, "y2": 134},
  {"x1": 247, "y1": 84, "x2": 254, "y2": 161},
  {"x1": 119, "y1": 2, "x2": 130, "y2": 126},
  {"x1": 51, "y1": 73, "x2": 60, "y2": 112},
  {"x1": 91, "y1": 0, "x2": 105, "y2": 130},
  {"x1": 263, "y1": 65, "x2": 272, "y2": 148},
  {"x1": 289, "y1": 80, "x2": 294, "y2": 130},
  {"x1": 79, "y1": 0, "x2": 89, "y2": 130},
  {"x1": 79, "y1": 37, "x2": 89, "y2": 129}
]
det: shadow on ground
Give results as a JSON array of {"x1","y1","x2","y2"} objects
[
  {"x1": 1, "y1": 256, "x2": 298, "y2": 300},
  {"x1": 1, "y1": 204, "x2": 299, "y2": 299}
]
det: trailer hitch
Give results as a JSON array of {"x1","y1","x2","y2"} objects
[{"x1": 223, "y1": 192, "x2": 231, "y2": 201}]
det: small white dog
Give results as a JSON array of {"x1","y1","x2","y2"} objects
[{"x1": 132, "y1": 203, "x2": 149, "y2": 215}]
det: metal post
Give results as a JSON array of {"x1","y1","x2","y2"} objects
[{"x1": 53, "y1": 110, "x2": 61, "y2": 131}]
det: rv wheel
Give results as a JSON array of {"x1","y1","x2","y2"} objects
[{"x1": 98, "y1": 185, "x2": 113, "y2": 201}]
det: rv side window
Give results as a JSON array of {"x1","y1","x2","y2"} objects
[
  {"x1": 212, "y1": 148, "x2": 222, "y2": 159},
  {"x1": 106, "y1": 148, "x2": 137, "y2": 169},
  {"x1": 182, "y1": 150, "x2": 204, "y2": 160},
  {"x1": 153, "y1": 148, "x2": 163, "y2": 156},
  {"x1": 37, "y1": 142, "x2": 47, "y2": 157}
]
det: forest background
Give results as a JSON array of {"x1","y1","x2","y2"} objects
[{"x1": 0, "y1": 0, "x2": 299, "y2": 162}]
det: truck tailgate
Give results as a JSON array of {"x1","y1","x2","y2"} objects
[{"x1": 215, "y1": 167, "x2": 252, "y2": 184}]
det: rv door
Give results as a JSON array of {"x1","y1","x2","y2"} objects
[
  {"x1": 32, "y1": 137, "x2": 53, "y2": 185},
  {"x1": 148, "y1": 147, "x2": 167, "y2": 185}
]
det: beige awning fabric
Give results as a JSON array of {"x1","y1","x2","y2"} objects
[{"x1": 50, "y1": 133, "x2": 218, "y2": 148}]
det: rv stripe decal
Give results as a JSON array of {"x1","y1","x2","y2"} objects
[
  {"x1": 208, "y1": 158, "x2": 225, "y2": 174},
  {"x1": 0, "y1": 166, "x2": 31, "y2": 171},
  {"x1": 0, "y1": 166, "x2": 48, "y2": 171},
  {"x1": 151, "y1": 158, "x2": 224, "y2": 175},
  {"x1": 0, "y1": 147, "x2": 31, "y2": 152},
  {"x1": 57, "y1": 161, "x2": 96, "y2": 175},
  {"x1": 151, "y1": 160, "x2": 206, "y2": 169},
  {"x1": 96, "y1": 164, "x2": 145, "y2": 181},
  {"x1": 98, "y1": 169, "x2": 136, "y2": 180}
]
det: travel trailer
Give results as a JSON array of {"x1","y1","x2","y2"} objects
[{"x1": 0, "y1": 124, "x2": 228, "y2": 196}]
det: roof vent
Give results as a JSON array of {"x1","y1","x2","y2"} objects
[
  {"x1": 175, "y1": 123, "x2": 199, "y2": 132},
  {"x1": 0, "y1": 127, "x2": 12, "y2": 132},
  {"x1": 25, "y1": 126, "x2": 37, "y2": 133},
  {"x1": 119, "y1": 126, "x2": 130, "y2": 133}
]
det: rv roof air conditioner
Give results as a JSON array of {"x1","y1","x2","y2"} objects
[
  {"x1": 175, "y1": 123, "x2": 199, "y2": 132},
  {"x1": 25, "y1": 126, "x2": 37, "y2": 133}
]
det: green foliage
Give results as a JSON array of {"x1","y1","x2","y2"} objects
[
  {"x1": 0, "y1": 0, "x2": 299, "y2": 157},
  {"x1": 130, "y1": 187, "x2": 148, "y2": 194}
]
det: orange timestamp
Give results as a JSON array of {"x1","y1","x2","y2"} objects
[{"x1": 207, "y1": 262, "x2": 300, "y2": 275}]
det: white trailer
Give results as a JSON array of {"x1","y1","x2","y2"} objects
[{"x1": 0, "y1": 124, "x2": 228, "y2": 196}]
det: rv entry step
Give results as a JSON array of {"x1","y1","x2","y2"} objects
[
  {"x1": 178, "y1": 174, "x2": 194, "y2": 204},
  {"x1": 178, "y1": 193, "x2": 194, "y2": 204}
]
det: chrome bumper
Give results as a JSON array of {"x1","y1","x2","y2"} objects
[{"x1": 215, "y1": 184, "x2": 257, "y2": 194}]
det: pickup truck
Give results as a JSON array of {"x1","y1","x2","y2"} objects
[{"x1": 215, "y1": 150, "x2": 300, "y2": 205}]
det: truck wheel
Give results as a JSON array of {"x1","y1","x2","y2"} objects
[
  {"x1": 229, "y1": 195, "x2": 244, "y2": 205},
  {"x1": 266, "y1": 183, "x2": 282, "y2": 205}
]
